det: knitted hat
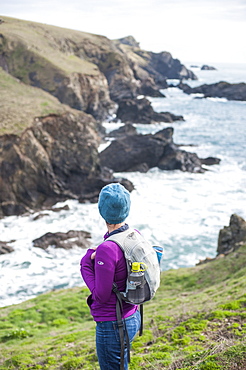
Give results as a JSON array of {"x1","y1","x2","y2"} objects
[{"x1": 98, "y1": 183, "x2": 131, "y2": 224}]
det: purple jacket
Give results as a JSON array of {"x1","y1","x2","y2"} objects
[{"x1": 80, "y1": 230, "x2": 138, "y2": 322}]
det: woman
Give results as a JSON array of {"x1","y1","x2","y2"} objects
[{"x1": 80, "y1": 183, "x2": 141, "y2": 370}]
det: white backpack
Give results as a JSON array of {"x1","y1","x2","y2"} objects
[{"x1": 107, "y1": 227, "x2": 161, "y2": 304}]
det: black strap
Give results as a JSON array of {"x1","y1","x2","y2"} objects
[
  {"x1": 139, "y1": 304, "x2": 143, "y2": 336},
  {"x1": 113, "y1": 283, "x2": 130, "y2": 369}
]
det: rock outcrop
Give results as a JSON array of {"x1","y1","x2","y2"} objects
[
  {"x1": 0, "y1": 112, "x2": 132, "y2": 218},
  {"x1": 197, "y1": 214, "x2": 246, "y2": 265},
  {"x1": 32, "y1": 230, "x2": 91, "y2": 250},
  {"x1": 99, "y1": 127, "x2": 217, "y2": 173},
  {"x1": 217, "y1": 214, "x2": 246, "y2": 255},
  {"x1": 178, "y1": 81, "x2": 246, "y2": 101},
  {"x1": 0, "y1": 241, "x2": 14, "y2": 254},
  {"x1": 107, "y1": 124, "x2": 137, "y2": 138},
  {"x1": 201, "y1": 65, "x2": 217, "y2": 70},
  {"x1": 116, "y1": 98, "x2": 184, "y2": 124}
]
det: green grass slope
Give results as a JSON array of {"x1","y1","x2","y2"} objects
[
  {"x1": 0, "y1": 67, "x2": 77, "y2": 135},
  {"x1": 0, "y1": 16, "x2": 112, "y2": 135},
  {"x1": 0, "y1": 245, "x2": 245, "y2": 370},
  {"x1": 0, "y1": 16, "x2": 101, "y2": 76}
]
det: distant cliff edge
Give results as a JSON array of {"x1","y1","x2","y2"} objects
[{"x1": 0, "y1": 16, "x2": 196, "y2": 124}]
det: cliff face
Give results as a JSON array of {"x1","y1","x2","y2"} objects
[
  {"x1": 0, "y1": 22, "x2": 115, "y2": 120},
  {"x1": 0, "y1": 16, "x2": 196, "y2": 121},
  {"x1": 0, "y1": 112, "x2": 105, "y2": 217}
]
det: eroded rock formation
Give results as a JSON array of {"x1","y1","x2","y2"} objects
[
  {"x1": 0, "y1": 241, "x2": 14, "y2": 254},
  {"x1": 217, "y1": 214, "x2": 246, "y2": 255},
  {"x1": 0, "y1": 112, "x2": 132, "y2": 218},
  {"x1": 99, "y1": 126, "x2": 217, "y2": 173},
  {"x1": 178, "y1": 81, "x2": 246, "y2": 101},
  {"x1": 116, "y1": 98, "x2": 184, "y2": 124},
  {"x1": 32, "y1": 230, "x2": 91, "y2": 250}
]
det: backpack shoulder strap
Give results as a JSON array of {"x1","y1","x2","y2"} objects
[{"x1": 106, "y1": 227, "x2": 136, "y2": 248}]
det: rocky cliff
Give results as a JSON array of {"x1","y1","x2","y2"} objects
[
  {"x1": 0, "y1": 16, "x2": 200, "y2": 218},
  {"x1": 0, "y1": 16, "x2": 196, "y2": 122},
  {"x1": 0, "y1": 112, "x2": 130, "y2": 218}
]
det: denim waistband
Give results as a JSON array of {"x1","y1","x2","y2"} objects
[{"x1": 97, "y1": 309, "x2": 139, "y2": 324}]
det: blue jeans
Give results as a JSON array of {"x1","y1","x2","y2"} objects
[{"x1": 96, "y1": 310, "x2": 141, "y2": 370}]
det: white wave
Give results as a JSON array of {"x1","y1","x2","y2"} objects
[{"x1": 207, "y1": 97, "x2": 228, "y2": 103}]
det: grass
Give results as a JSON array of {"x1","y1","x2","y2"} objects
[
  {"x1": 0, "y1": 16, "x2": 101, "y2": 76},
  {"x1": 0, "y1": 15, "x2": 120, "y2": 135},
  {"x1": 0, "y1": 67, "x2": 78, "y2": 135},
  {"x1": 0, "y1": 245, "x2": 245, "y2": 369}
]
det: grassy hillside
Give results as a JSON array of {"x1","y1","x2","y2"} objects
[
  {"x1": 0, "y1": 68, "x2": 77, "y2": 135},
  {"x1": 0, "y1": 245, "x2": 245, "y2": 370},
  {"x1": 0, "y1": 16, "x2": 102, "y2": 76},
  {"x1": 0, "y1": 16, "x2": 114, "y2": 133}
]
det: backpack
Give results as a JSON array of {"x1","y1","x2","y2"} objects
[{"x1": 106, "y1": 227, "x2": 162, "y2": 369}]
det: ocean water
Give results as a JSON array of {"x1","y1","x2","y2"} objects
[{"x1": 0, "y1": 62, "x2": 246, "y2": 308}]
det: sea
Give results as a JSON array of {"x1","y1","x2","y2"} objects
[{"x1": 0, "y1": 62, "x2": 246, "y2": 308}]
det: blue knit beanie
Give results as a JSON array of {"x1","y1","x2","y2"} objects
[{"x1": 98, "y1": 183, "x2": 131, "y2": 224}]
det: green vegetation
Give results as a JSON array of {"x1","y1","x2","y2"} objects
[
  {"x1": 0, "y1": 15, "x2": 108, "y2": 135},
  {"x1": 0, "y1": 68, "x2": 77, "y2": 135},
  {"x1": 0, "y1": 245, "x2": 245, "y2": 369},
  {"x1": 0, "y1": 16, "x2": 101, "y2": 76}
]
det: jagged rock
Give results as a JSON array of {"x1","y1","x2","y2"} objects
[
  {"x1": 217, "y1": 214, "x2": 246, "y2": 255},
  {"x1": 32, "y1": 205, "x2": 70, "y2": 221},
  {"x1": 158, "y1": 144, "x2": 203, "y2": 173},
  {"x1": 0, "y1": 241, "x2": 14, "y2": 254},
  {"x1": 137, "y1": 78, "x2": 166, "y2": 97},
  {"x1": 178, "y1": 81, "x2": 246, "y2": 101},
  {"x1": 117, "y1": 36, "x2": 140, "y2": 48},
  {"x1": 116, "y1": 98, "x2": 184, "y2": 124},
  {"x1": 107, "y1": 124, "x2": 137, "y2": 138},
  {"x1": 55, "y1": 73, "x2": 116, "y2": 121},
  {"x1": 201, "y1": 65, "x2": 217, "y2": 70},
  {"x1": 0, "y1": 112, "x2": 133, "y2": 218},
  {"x1": 200, "y1": 157, "x2": 221, "y2": 166},
  {"x1": 100, "y1": 127, "x2": 210, "y2": 173},
  {"x1": 132, "y1": 50, "x2": 197, "y2": 86},
  {"x1": 32, "y1": 230, "x2": 91, "y2": 250}
]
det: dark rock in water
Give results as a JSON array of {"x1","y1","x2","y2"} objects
[
  {"x1": 0, "y1": 241, "x2": 14, "y2": 254},
  {"x1": 201, "y1": 65, "x2": 217, "y2": 70},
  {"x1": 100, "y1": 127, "x2": 209, "y2": 174},
  {"x1": 32, "y1": 205, "x2": 70, "y2": 220},
  {"x1": 33, "y1": 230, "x2": 91, "y2": 250},
  {"x1": 138, "y1": 50, "x2": 197, "y2": 83},
  {"x1": 107, "y1": 124, "x2": 137, "y2": 138},
  {"x1": 138, "y1": 79, "x2": 166, "y2": 98},
  {"x1": 178, "y1": 81, "x2": 246, "y2": 101},
  {"x1": 200, "y1": 157, "x2": 221, "y2": 166},
  {"x1": 116, "y1": 98, "x2": 184, "y2": 124},
  {"x1": 158, "y1": 144, "x2": 203, "y2": 173},
  {"x1": 217, "y1": 214, "x2": 246, "y2": 255}
]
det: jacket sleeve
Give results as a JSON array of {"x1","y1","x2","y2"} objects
[
  {"x1": 80, "y1": 241, "x2": 118, "y2": 304},
  {"x1": 80, "y1": 249, "x2": 95, "y2": 293}
]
